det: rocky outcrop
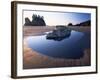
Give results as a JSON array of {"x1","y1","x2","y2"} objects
[
  {"x1": 24, "y1": 14, "x2": 46, "y2": 26},
  {"x1": 75, "y1": 20, "x2": 91, "y2": 26},
  {"x1": 24, "y1": 17, "x2": 32, "y2": 26},
  {"x1": 46, "y1": 26, "x2": 71, "y2": 41}
]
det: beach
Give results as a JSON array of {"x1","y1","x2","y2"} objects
[{"x1": 23, "y1": 26, "x2": 91, "y2": 69}]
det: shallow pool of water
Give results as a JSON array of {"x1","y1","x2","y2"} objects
[{"x1": 26, "y1": 30, "x2": 90, "y2": 59}]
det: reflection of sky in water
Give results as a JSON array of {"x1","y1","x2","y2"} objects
[{"x1": 26, "y1": 30, "x2": 90, "y2": 59}]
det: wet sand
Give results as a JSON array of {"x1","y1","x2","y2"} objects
[
  {"x1": 23, "y1": 26, "x2": 91, "y2": 69},
  {"x1": 23, "y1": 26, "x2": 90, "y2": 36}
]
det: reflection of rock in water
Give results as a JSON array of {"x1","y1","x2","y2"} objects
[{"x1": 46, "y1": 26, "x2": 71, "y2": 41}]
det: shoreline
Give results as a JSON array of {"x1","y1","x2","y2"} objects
[
  {"x1": 23, "y1": 26, "x2": 90, "y2": 36},
  {"x1": 23, "y1": 26, "x2": 91, "y2": 69}
]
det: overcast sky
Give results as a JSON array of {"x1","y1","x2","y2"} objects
[{"x1": 23, "y1": 10, "x2": 91, "y2": 26}]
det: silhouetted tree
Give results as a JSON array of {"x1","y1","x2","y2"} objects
[
  {"x1": 68, "y1": 23, "x2": 73, "y2": 26},
  {"x1": 24, "y1": 17, "x2": 32, "y2": 26}
]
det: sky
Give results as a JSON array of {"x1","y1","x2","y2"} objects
[{"x1": 23, "y1": 10, "x2": 91, "y2": 26}]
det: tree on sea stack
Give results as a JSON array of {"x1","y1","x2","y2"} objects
[
  {"x1": 68, "y1": 23, "x2": 73, "y2": 26},
  {"x1": 31, "y1": 14, "x2": 46, "y2": 26}
]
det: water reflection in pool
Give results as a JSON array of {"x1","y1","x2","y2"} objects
[{"x1": 26, "y1": 30, "x2": 90, "y2": 59}]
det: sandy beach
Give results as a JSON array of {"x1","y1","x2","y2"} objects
[{"x1": 23, "y1": 26, "x2": 91, "y2": 69}]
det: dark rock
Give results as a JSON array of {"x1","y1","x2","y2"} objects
[
  {"x1": 24, "y1": 14, "x2": 46, "y2": 26},
  {"x1": 46, "y1": 26, "x2": 71, "y2": 41},
  {"x1": 31, "y1": 14, "x2": 46, "y2": 26},
  {"x1": 24, "y1": 17, "x2": 32, "y2": 26},
  {"x1": 75, "y1": 20, "x2": 91, "y2": 26}
]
